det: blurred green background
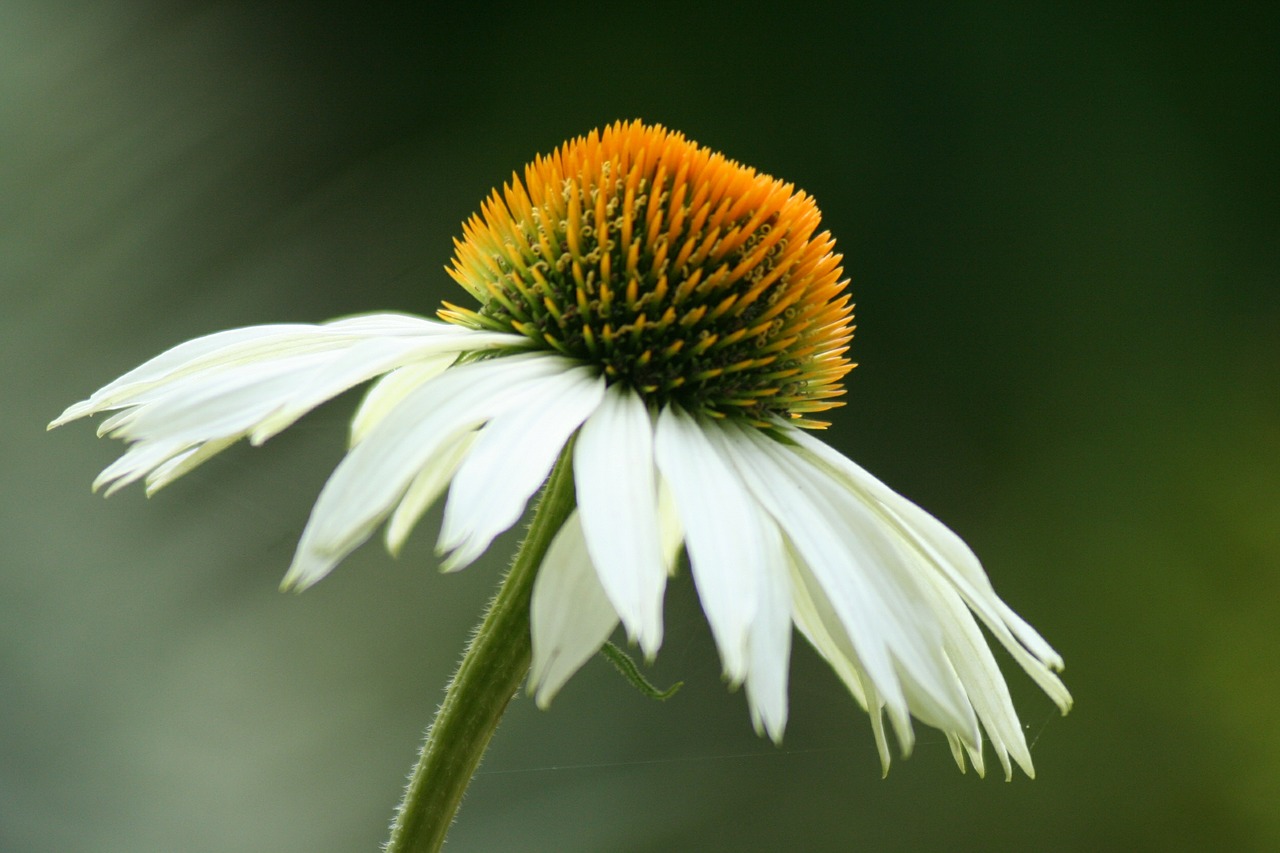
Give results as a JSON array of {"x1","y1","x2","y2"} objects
[{"x1": 5, "y1": 2, "x2": 1277, "y2": 851}]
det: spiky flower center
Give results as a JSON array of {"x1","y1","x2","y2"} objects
[{"x1": 442, "y1": 120, "x2": 854, "y2": 426}]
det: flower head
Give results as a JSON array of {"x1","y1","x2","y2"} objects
[
  {"x1": 53, "y1": 120, "x2": 1069, "y2": 777},
  {"x1": 442, "y1": 121, "x2": 853, "y2": 426}
]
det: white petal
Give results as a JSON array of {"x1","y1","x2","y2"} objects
[
  {"x1": 773, "y1": 425, "x2": 1073, "y2": 776},
  {"x1": 282, "y1": 353, "x2": 572, "y2": 590},
  {"x1": 83, "y1": 352, "x2": 341, "y2": 493},
  {"x1": 782, "y1": 425, "x2": 1071, "y2": 712},
  {"x1": 786, "y1": 548, "x2": 901, "y2": 754},
  {"x1": 103, "y1": 352, "x2": 333, "y2": 443},
  {"x1": 349, "y1": 358, "x2": 455, "y2": 446},
  {"x1": 946, "y1": 730, "x2": 974, "y2": 775},
  {"x1": 930, "y1": 586, "x2": 1033, "y2": 779},
  {"x1": 723, "y1": 423, "x2": 982, "y2": 752},
  {"x1": 51, "y1": 323, "x2": 321, "y2": 426},
  {"x1": 53, "y1": 314, "x2": 499, "y2": 425},
  {"x1": 787, "y1": 553, "x2": 870, "y2": 709},
  {"x1": 529, "y1": 510, "x2": 620, "y2": 707},
  {"x1": 719, "y1": 427, "x2": 905, "y2": 734},
  {"x1": 744, "y1": 524, "x2": 792, "y2": 743},
  {"x1": 96, "y1": 409, "x2": 135, "y2": 437},
  {"x1": 55, "y1": 315, "x2": 527, "y2": 496},
  {"x1": 778, "y1": 430, "x2": 1061, "y2": 775},
  {"x1": 866, "y1": 694, "x2": 894, "y2": 777},
  {"x1": 93, "y1": 437, "x2": 190, "y2": 496},
  {"x1": 438, "y1": 367, "x2": 605, "y2": 571},
  {"x1": 144, "y1": 436, "x2": 239, "y2": 495},
  {"x1": 788, "y1": 548, "x2": 896, "y2": 775},
  {"x1": 384, "y1": 431, "x2": 476, "y2": 557},
  {"x1": 654, "y1": 408, "x2": 763, "y2": 686},
  {"x1": 574, "y1": 386, "x2": 666, "y2": 658},
  {"x1": 656, "y1": 477, "x2": 685, "y2": 574},
  {"x1": 248, "y1": 338, "x2": 460, "y2": 445}
]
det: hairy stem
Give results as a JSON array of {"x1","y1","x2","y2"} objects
[{"x1": 384, "y1": 448, "x2": 576, "y2": 852}]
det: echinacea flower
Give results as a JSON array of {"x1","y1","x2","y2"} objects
[{"x1": 53, "y1": 120, "x2": 1070, "y2": 779}]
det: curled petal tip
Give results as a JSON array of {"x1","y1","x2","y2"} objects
[
  {"x1": 278, "y1": 575, "x2": 305, "y2": 594},
  {"x1": 49, "y1": 403, "x2": 89, "y2": 429}
]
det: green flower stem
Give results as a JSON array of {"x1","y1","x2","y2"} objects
[{"x1": 385, "y1": 448, "x2": 577, "y2": 853}]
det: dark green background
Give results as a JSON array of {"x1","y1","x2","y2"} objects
[{"x1": 6, "y1": 2, "x2": 1277, "y2": 850}]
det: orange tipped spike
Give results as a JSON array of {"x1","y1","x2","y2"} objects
[{"x1": 444, "y1": 120, "x2": 854, "y2": 425}]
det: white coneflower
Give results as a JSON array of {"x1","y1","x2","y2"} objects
[{"x1": 54, "y1": 121, "x2": 1069, "y2": 848}]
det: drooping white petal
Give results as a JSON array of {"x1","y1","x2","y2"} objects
[
  {"x1": 384, "y1": 431, "x2": 476, "y2": 557},
  {"x1": 866, "y1": 693, "x2": 895, "y2": 777},
  {"x1": 719, "y1": 427, "x2": 909, "y2": 744},
  {"x1": 53, "y1": 315, "x2": 528, "y2": 497},
  {"x1": 657, "y1": 414, "x2": 793, "y2": 739},
  {"x1": 722, "y1": 422, "x2": 982, "y2": 754},
  {"x1": 349, "y1": 357, "x2": 457, "y2": 446},
  {"x1": 248, "y1": 338, "x2": 463, "y2": 445},
  {"x1": 656, "y1": 477, "x2": 684, "y2": 575},
  {"x1": 786, "y1": 552, "x2": 870, "y2": 709},
  {"x1": 144, "y1": 436, "x2": 239, "y2": 495},
  {"x1": 99, "y1": 351, "x2": 333, "y2": 444},
  {"x1": 786, "y1": 546, "x2": 901, "y2": 759},
  {"x1": 282, "y1": 352, "x2": 574, "y2": 590},
  {"x1": 574, "y1": 386, "x2": 666, "y2": 658},
  {"x1": 788, "y1": 543, "x2": 900, "y2": 776},
  {"x1": 654, "y1": 407, "x2": 764, "y2": 686},
  {"x1": 438, "y1": 367, "x2": 605, "y2": 572},
  {"x1": 743, "y1": 520, "x2": 792, "y2": 743},
  {"x1": 529, "y1": 510, "x2": 620, "y2": 708},
  {"x1": 51, "y1": 324, "x2": 323, "y2": 426},
  {"x1": 95, "y1": 409, "x2": 135, "y2": 437},
  {"x1": 52, "y1": 314, "x2": 515, "y2": 426},
  {"x1": 928, "y1": 585, "x2": 1034, "y2": 779},
  {"x1": 772, "y1": 424, "x2": 1073, "y2": 776},
  {"x1": 781, "y1": 425, "x2": 1072, "y2": 714},
  {"x1": 93, "y1": 437, "x2": 191, "y2": 496}
]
